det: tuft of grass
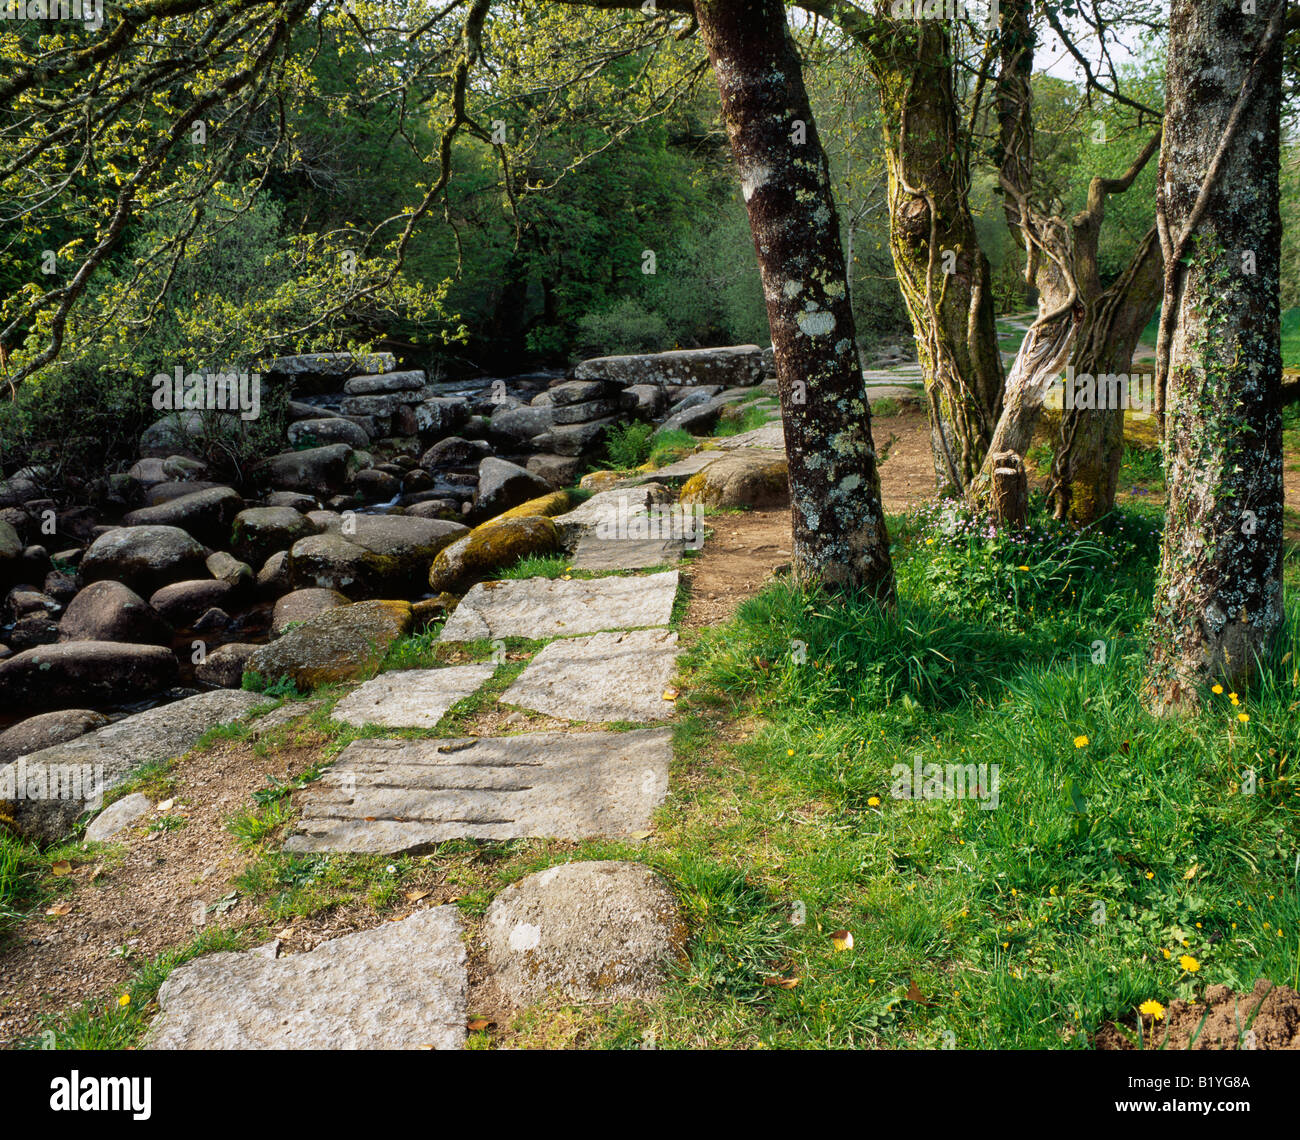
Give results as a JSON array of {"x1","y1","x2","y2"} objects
[
  {"x1": 603, "y1": 421, "x2": 655, "y2": 469},
  {"x1": 712, "y1": 403, "x2": 771, "y2": 438},
  {"x1": 649, "y1": 428, "x2": 697, "y2": 468}
]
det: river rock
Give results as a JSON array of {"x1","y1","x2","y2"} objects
[
  {"x1": 0, "y1": 708, "x2": 109, "y2": 767},
  {"x1": 230, "y1": 507, "x2": 323, "y2": 567},
  {"x1": 245, "y1": 600, "x2": 412, "y2": 688},
  {"x1": 286, "y1": 417, "x2": 371, "y2": 450},
  {"x1": 149, "y1": 579, "x2": 235, "y2": 627},
  {"x1": 270, "y1": 588, "x2": 349, "y2": 638},
  {"x1": 574, "y1": 345, "x2": 763, "y2": 388},
  {"x1": 58, "y1": 581, "x2": 172, "y2": 645},
  {"x1": 0, "y1": 641, "x2": 179, "y2": 712},
  {"x1": 80, "y1": 526, "x2": 209, "y2": 596},
  {"x1": 252, "y1": 444, "x2": 356, "y2": 495}
]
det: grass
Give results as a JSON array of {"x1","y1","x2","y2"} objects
[
  {"x1": 712, "y1": 403, "x2": 771, "y2": 438},
  {"x1": 621, "y1": 499, "x2": 1299, "y2": 1048},
  {"x1": 649, "y1": 428, "x2": 697, "y2": 468}
]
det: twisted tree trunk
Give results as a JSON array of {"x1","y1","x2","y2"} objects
[{"x1": 693, "y1": 0, "x2": 894, "y2": 595}]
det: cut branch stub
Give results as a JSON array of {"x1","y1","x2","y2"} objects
[{"x1": 989, "y1": 451, "x2": 1027, "y2": 529}]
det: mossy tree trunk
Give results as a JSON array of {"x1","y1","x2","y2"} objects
[
  {"x1": 693, "y1": 0, "x2": 895, "y2": 596},
  {"x1": 868, "y1": 22, "x2": 1004, "y2": 495},
  {"x1": 1144, "y1": 0, "x2": 1286, "y2": 713}
]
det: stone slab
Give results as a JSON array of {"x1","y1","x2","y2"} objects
[
  {"x1": 710, "y1": 425, "x2": 786, "y2": 451},
  {"x1": 147, "y1": 906, "x2": 466, "y2": 1049},
  {"x1": 483, "y1": 861, "x2": 686, "y2": 1006},
  {"x1": 284, "y1": 728, "x2": 672, "y2": 852},
  {"x1": 569, "y1": 535, "x2": 684, "y2": 571},
  {"x1": 331, "y1": 665, "x2": 495, "y2": 729},
  {"x1": 439, "y1": 570, "x2": 678, "y2": 642},
  {"x1": 631, "y1": 451, "x2": 726, "y2": 483},
  {"x1": 502, "y1": 629, "x2": 679, "y2": 723}
]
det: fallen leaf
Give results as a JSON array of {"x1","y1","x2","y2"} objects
[
  {"x1": 51, "y1": 860, "x2": 72, "y2": 877},
  {"x1": 629, "y1": 829, "x2": 654, "y2": 840},
  {"x1": 45, "y1": 902, "x2": 72, "y2": 917},
  {"x1": 156, "y1": 799, "x2": 174, "y2": 813},
  {"x1": 906, "y1": 979, "x2": 929, "y2": 1005},
  {"x1": 762, "y1": 976, "x2": 799, "y2": 989},
  {"x1": 830, "y1": 930, "x2": 854, "y2": 951},
  {"x1": 274, "y1": 927, "x2": 294, "y2": 940},
  {"x1": 661, "y1": 688, "x2": 679, "y2": 701},
  {"x1": 467, "y1": 1018, "x2": 492, "y2": 1031},
  {"x1": 404, "y1": 890, "x2": 429, "y2": 903},
  {"x1": 1184, "y1": 864, "x2": 1200, "y2": 881}
]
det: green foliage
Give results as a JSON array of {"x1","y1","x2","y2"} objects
[
  {"x1": 603, "y1": 420, "x2": 656, "y2": 468},
  {"x1": 240, "y1": 671, "x2": 301, "y2": 699},
  {"x1": 649, "y1": 428, "x2": 697, "y2": 468},
  {"x1": 574, "y1": 298, "x2": 672, "y2": 359}
]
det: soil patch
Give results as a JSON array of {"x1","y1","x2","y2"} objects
[{"x1": 1095, "y1": 979, "x2": 1300, "y2": 1050}]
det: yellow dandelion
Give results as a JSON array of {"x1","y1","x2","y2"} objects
[
  {"x1": 1074, "y1": 735, "x2": 1089, "y2": 748},
  {"x1": 118, "y1": 994, "x2": 130, "y2": 1008},
  {"x1": 1238, "y1": 713, "x2": 1249, "y2": 723},
  {"x1": 1017, "y1": 565, "x2": 1030, "y2": 571},
  {"x1": 868, "y1": 796, "x2": 881, "y2": 807},
  {"x1": 1179, "y1": 954, "x2": 1200, "y2": 973},
  {"x1": 1146, "y1": 871, "x2": 1155, "y2": 880},
  {"x1": 1211, "y1": 684, "x2": 1223, "y2": 695},
  {"x1": 1139, "y1": 1000, "x2": 1165, "y2": 1020},
  {"x1": 1229, "y1": 693, "x2": 1239, "y2": 706}
]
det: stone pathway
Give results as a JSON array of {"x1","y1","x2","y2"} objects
[
  {"x1": 284, "y1": 729, "x2": 672, "y2": 851},
  {"x1": 439, "y1": 569, "x2": 679, "y2": 641},
  {"x1": 331, "y1": 664, "x2": 495, "y2": 729},
  {"x1": 111, "y1": 460, "x2": 710, "y2": 1047}
]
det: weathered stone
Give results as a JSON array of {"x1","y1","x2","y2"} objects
[
  {"x1": 488, "y1": 404, "x2": 554, "y2": 447},
  {"x1": 680, "y1": 451, "x2": 789, "y2": 509},
  {"x1": 264, "y1": 351, "x2": 397, "y2": 395},
  {"x1": 525, "y1": 454, "x2": 582, "y2": 489},
  {"x1": 440, "y1": 571, "x2": 678, "y2": 642},
  {"x1": 340, "y1": 393, "x2": 403, "y2": 418},
  {"x1": 482, "y1": 862, "x2": 685, "y2": 1005},
  {"x1": 426, "y1": 517, "x2": 560, "y2": 594},
  {"x1": 353, "y1": 468, "x2": 400, "y2": 502},
  {"x1": 0, "y1": 519, "x2": 24, "y2": 588},
  {"x1": 0, "y1": 641, "x2": 178, "y2": 713},
  {"x1": 59, "y1": 581, "x2": 172, "y2": 645},
  {"x1": 331, "y1": 664, "x2": 495, "y2": 729},
  {"x1": 473, "y1": 457, "x2": 552, "y2": 521},
  {"x1": 0, "y1": 708, "x2": 109, "y2": 767},
  {"x1": 246, "y1": 600, "x2": 412, "y2": 688},
  {"x1": 252, "y1": 444, "x2": 355, "y2": 495},
  {"x1": 7, "y1": 586, "x2": 59, "y2": 621},
  {"x1": 286, "y1": 417, "x2": 370, "y2": 451},
  {"x1": 80, "y1": 526, "x2": 209, "y2": 596},
  {"x1": 631, "y1": 451, "x2": 723, "y2": 484},
  {"x1": 624, "y1": 383, "x2": 666, "y2": 418},
  {"x1": 9, "y1": 614, "x2": 60, "y2": 651},
  {"x1": 230, "y1": 506, "x2": 322, "y2": 567},
  {"x1": 265, "y1": 491, "x2": 318, "y2": 512},
  {"x1": 270, "y1": 587, "x2": 349, "y2": 638},
  {"x1": 2, "y1": 690, "x2": 264, "y2": 842},
  {"x1": 195, "y1": 642, "x2": 260, "y2": 688},
  {"x1": 149, "y1": 579, "x2": 235, "y2": 627},
  {"x1": 343, "y1": 369, "x2": 425, "y2": 395},
  {"x1": 205, "y1": 551, "x2": 254, "y2": 592},
  {"x1": 652, "y1": 398, "x2": 727, "y2": 438},
  {"x1": 124, "y1": 483, "x2": 244, "y2": 545},
  {"x1": 550, "y1": 485, "x2": 670, "y2": 545},
  {"x1": 286, "y1": 729, "x2": 672, "y2": 852},
  {"x1": 570, "y1": 535, "x2": 684, "y2": 571},
  {"x1": 710, "y1": 424, "x2": 786, "y2": 451},
  {"x1": 288, "y1": 515, "x2": 466, "y2": 598},
  {"x1": 84, "y1": 792, "x2": 152, "y2": 842},
  {"x1": 547, "y1": 379, "x2": 619, "y2": 406},
  {"x1": 414, "y1": 397, "x2": 471, "y2": 438},
  {"x1": 503, "y1": 629, "x2": 678, "y2": 723},
  {"x1": 147, "y1": 906, "x2": 466, "y2": 1050},
  {"x1": 539, "y1": 417, "x2": 619, "y2": 457},
  {"x1": 553, "y1": 398, "x2": 620, "y2": 425},
  {"x1": 257, "y1": 550, "x2": 292, "y2": 599},
  {"x1": 574, "y1": 345, "x2": 763, "y2": 388},
  {"x1": 419, "y1": 436, "x2": 491, "y2": 471}
]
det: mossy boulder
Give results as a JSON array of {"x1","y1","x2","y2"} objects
[
  {"x1": 480, "y1": 490, "x2": 572, "y2": 528},
  {"x1": 428, "y1": 516, "x2": 560, "y2": 594},
  {"x1": 287, "y1": 515, "x2": 466, "y2": 599},
  {"x1": 244, "y1": 599, "x2": 412, "y2": 688},
  {"x1": 679, "y1": 452, "x2": 789, "y2": 509}
]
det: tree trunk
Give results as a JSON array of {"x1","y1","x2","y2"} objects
[
  {"x1": 1049, "y1": 228, "x2": 1162, "y2": 523},
  {"x1": 1144, "y1": 0, "x2": 1286, "y2": 714},
  {"x1": 693, "y1": 0, "x2": 894, "y2": 596},
  {"x1": 869, "y1": 22, "x2": 1004, "y2": 494}
]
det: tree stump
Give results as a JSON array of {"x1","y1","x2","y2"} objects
[{"x1": 990, "y1": 451, "x2": 1027, "y2": 528}]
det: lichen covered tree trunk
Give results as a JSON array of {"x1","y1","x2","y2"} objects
[
  {"x1": 870, "y1": 22, "x2": 1004, "y2": 494},
  {"x1": 693, "y1": 0, "x2": 894, "y2": 596},
  {"x1": 1144, "y1": 0, "x2": 1286, "y2": 713}
]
